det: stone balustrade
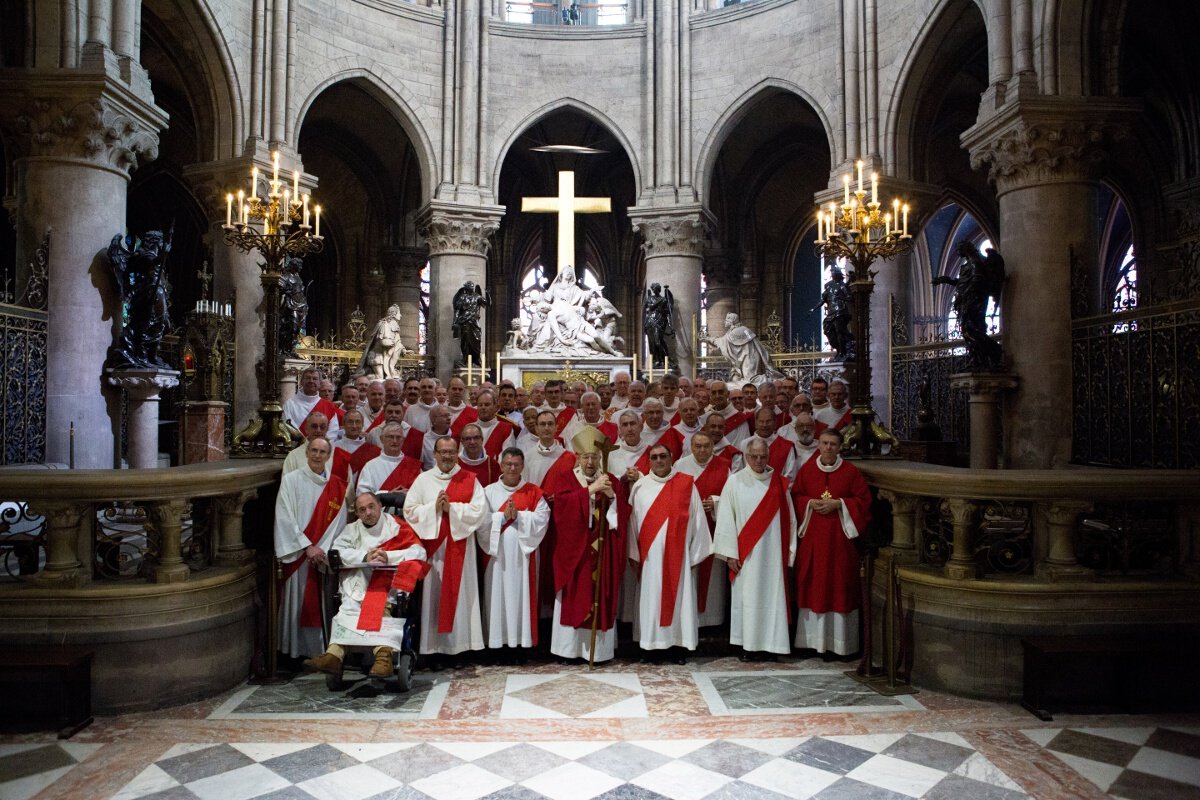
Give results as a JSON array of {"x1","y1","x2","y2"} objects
[
  {"x1": 0, "y1": 460, "x2": 281, "y2": 712},
  {"x1": 855, "y1": 460, "x2": 1200, "y2": 698}
]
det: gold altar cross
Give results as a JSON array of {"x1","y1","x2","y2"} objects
[{"x1": 521, "y1": 171, "x2": 611, "y2": 268}]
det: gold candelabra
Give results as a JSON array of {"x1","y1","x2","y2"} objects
[
  {"x1": 224, "y1": 151, "x2": 325, "y2": 457},
  {"x1": 814, "y1": 160, "x2": 913, "y2": 458}
]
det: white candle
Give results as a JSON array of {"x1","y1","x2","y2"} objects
[
  {"x1": 226, "y1": 193, "x2": 233, "y2": 226},
  {"x1": 856, "y1": 160, "x2": 864, "y2": 194},
  {"x1": 467, "y1": 355, "x2": 473, "y2": 385},
  {"x1": 251, "y1": 167, "x2": 258, "y2": 200},
  {"x1": 829, "y1": 203, "x2": 838, "y2": 234},
  {"x1": 903, "y1": 204, "x2": 910, "y2": 236},
  {"x1": 282, "y1": 190, "x2": 290, "y2": 221},
  {"x1": 633, "y1": 352, "x2": 638, "y2": 378},
  {"x1": 243, "y1": 204, "x2": 249, "y2": 226},
  {"x1": 237, "y1": 190, "x2": 245, "y2": 224},
  {"x1": 314, "y1": 205, "x2": 321, "y2": 237},
  {"x1": 843, "y1": 175, "x2": 850, "y2": 206},
  {"x1": 885, "y1": 213, "x2": 892, "y2": 235},
  {"x1": 302, "y1": 194, "x2": 310, "y2": 227},
  {"x1": 665, "y1": 356, "x2": 670, "y2": 374},
  {"x1": 495, "y1": 351, "x2": 501, "y2": 381},
  {"x1": 226, "y1": 303, "x2": 231, "y2": 316}
]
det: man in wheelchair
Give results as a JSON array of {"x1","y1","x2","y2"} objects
[{"x1": 304, "y1": 492, "x2": 428, "y2": 683}]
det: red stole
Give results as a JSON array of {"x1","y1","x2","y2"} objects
[
  {"x1": 303, "y1": 397, "x2": 342, "y2": 431},
  {"x1": 364, "y1": 410, "x2": 386, "y2": 434},
  {"x1": 768, "y1": 436, "x2": 793, "y2": 476},
  {"x1": 330, "y1": 447, "x2": 353, "y2": 483},
  {"x1": 636, "y1": 473, "x2": 696, "y2": 627},
  {"x1": 692, "y1": 455, "x2": 731, "y2": 613},
  {"x1": 832, "y1": 407, "x2": 853, "y2": 430},
  {"x1": 459, "y1": 455, "x2": 499, "y2": 486},
  {"x1": 348, "y1": 442, "x2": 381, "y2": 475},
  {"x1": 486, "y1": 483, "x2": 545, "y2": 645},
  {"x1": 402, "y1": 428, "x2": 424, "y2": 460},
  {"x1": 635, "y1": 428, "x2": 684, "y2": 471},
  {"x1": 732, "y1": 472, "x2": 794, "y2": 623},
  {"x1": 449, "y1": 405, "x2": 479, "y2": 437},
  {"x1": 482, "y1": 419, "x2": 515, "y2": 458},
  {"x1": 723, "y1": 410, "x2": 749, "y2": 436},
  {"x1": 380, "y1": 456, "x2": 422, "y2": 493},
  {"x1": 281, "y1": 470, "x2": 348, "y2": 628},
  {"x1": 424, "y1": 469, "x2": 480, "y2": 634},
  {"x1": 553, "y1": 406, "x2": 577, "y2": 436},
  {"x1": 356, "y1": 515, "x2": 428, "y2": 631},
  {"x1": 595, "y1": 420, "x2": 618, "y2": 442}
]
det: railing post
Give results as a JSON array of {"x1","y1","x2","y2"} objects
[
  {"x1": 150, "y1": 500, "x2": 191, "y2": 583},
  {"x1": 214, "y1": 490, "x2": 258, "y2": 566},
  {"x1": 879, "y1": 490, "x2": 920, "y2": 564},
  {"x1": 942, "y1": 498, "x2": 979, "y2": 579},
  {"x1": 28, "y1": 502, "x2": 90, "y2": 586},
  {"x1": 1035, "y1": 501, "x2": 1093, "y2": 582}
]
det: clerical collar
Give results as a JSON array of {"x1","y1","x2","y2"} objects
[
  {"x1": 537, "y1": 441, "x2": 559, "y2": 454},
  {"x1": 648, "y1": 469, "x2": 675, "y2": 483},
  {"x1": 460, "y1": 450, "x2": 487, "y2": 465},
  {"x1": 749, "y1": 466, "x2": 773, "y2": 482},
  {"x1": 448, "y1": 401, "x2": 466, "y2": 410},
  {"x1": 434, "y1": 465, "x2": 459, "y2": 479},
  {"x1": 619, "y1": 438, "x2": 643, "y2": 452},
  {"x1": 499, "y1": 478, "x2": 523, "y2": 491},
  {"x1": 380, "y1": 451, "x2": 404, "y2": 461},
  {"x1": 817, "y1": 456, "x2": 843, "y2": 472}
]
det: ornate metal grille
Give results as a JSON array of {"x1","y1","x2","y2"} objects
[
  {"x1": 0, "y1": 501, "x2": 46, "y2": 580},
  {"x1": 889, "y1": 342, "x2": 971, "y2": 459},
  {"x1": 917, "y1": 497, "x2": 1033, "y2": 575},
  {"x1": 1071, "y1": 301, "x2": 1200, "y2": 468},
  {"x1": 0, "y1": 303, "x2": 48, "y2": 465},
  {"x1": 1077, "y1": 503, "x2": 1178, "y2": 577}
]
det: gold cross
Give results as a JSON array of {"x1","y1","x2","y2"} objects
[{"x1": 521, "y1": 171, "x2": 611, "y2": 268}]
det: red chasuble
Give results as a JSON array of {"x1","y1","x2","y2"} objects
[
  {"x1": 356, "y1": 515, "x2": 429, "y2": 631},
  {"x1": 449, "y1": 406, "x2": 480, "y2": 437},
  {"x1": 281, "y1": 470, "x2": 349, "y2": 628},
  {"x1": 692, "y1": 455, "x2": 731, "y2": 612},
  {"x1": 790, "y1": 457, "x2": 871, "y2": 614},
  {"x1": 379, "y1": 457, "x2": 422, "y2": 493},
  {"x1": 550, "y1": 472, "x2": 627, "y2": 630},
  {"x1": 423, "y1": 469, "x2": 481, "y2": 633},
  {"x1": 636, "y1": 473, "x2": 696, "y2": 627}
]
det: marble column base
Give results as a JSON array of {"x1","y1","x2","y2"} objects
[{"x1": 181, "y1": 401, "x2": 228, "y2": 464}]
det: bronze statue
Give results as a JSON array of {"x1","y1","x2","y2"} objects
[
  {"x1": 452, "y1": 280, "x2": 490, "y2": 367},
  {"x1": 106, "y1": 226, "x2": 173, "y2": 369},
  {"x1": 643, "y1": 282, "x2": 675, "y2": 370},
  {"x1": 819, "y1": 266, "x2": 854, "y2": 362},
  {"x1": 279, "y1": 256, "x2": 308, "y2": 357},
  {"x1": 933, "y1": 242, "x2": 1005, "y2": 371}
]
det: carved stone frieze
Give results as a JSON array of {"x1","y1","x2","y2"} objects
[{"x1": 632, "y1": 215, "x2": 710, "y2": 259}]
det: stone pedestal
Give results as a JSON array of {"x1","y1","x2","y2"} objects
[
  {"x1": 630, "y1": 207, "x2": 713, "y2": 378},
  {"x1": 951, "y1": 372, "x2": 1019, "y2": 469},
  {"x1": 280, "y1": 357, "x2": 308, "y2": 405},
  {"x1": 499, "y1": 355, "x2": 635, "y2": 388},
  {"x1": 181, "y1": 401, "x2": 228, "y2": 464},
  {"x1": 105, "y1": 367, "x2": 180, "y2": 469},
  {"x1": 419, "y1": 202, "x2": 504, "y2": 383}
]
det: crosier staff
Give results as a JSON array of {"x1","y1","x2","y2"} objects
[{"x1": 572, "y1": 426, "x2": 618, "y2": 671}]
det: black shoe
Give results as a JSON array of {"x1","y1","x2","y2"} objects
[
  {"x1": 738, "y1": 651, "x2": 753, "y2": 663},
  {"x1": 672, "y1": 654, "x2": 688, "y2": 666}
]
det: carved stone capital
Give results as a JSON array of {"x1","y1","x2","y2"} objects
[
  {"x1": 417, "y1": 202, "x2": 504, "y2": 257},
  {"x1": 879, "y1": 490, "x2": 920, "y2": 515},
  {"x1": 630, "y1": 209, "x2": 712, "y2": 259},
  {"x1": 961, "y1": 98, "x2": 1137, "y2": 194},
  {"x1": 0, "y1": 75, "x2": 168, "y2": 174},
  {"x1": 104, "y1": 367, "x2": 181, "y2": 400},
  {"x1": 941, "y1": 498, "x2": 978, "y2": 527},
  {"x1": 1036, "y1": 500, "x2": 1093, "y2": 528}
]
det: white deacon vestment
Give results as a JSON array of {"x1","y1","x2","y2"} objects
[
  {"x1": 404, "y1": 400, "x2": 439, "y2": 433},
  {"x1": 421, "y1": 428, "x2": 453, "y2": 470},
  {"x1": 357, "y1": 452, "x2": 418, "y2": 498},
  {"x1": 778, "y1": 426, "x2": 819, "y2": 467},
  {"x1": 282, "y1": 391, "x2": 340, "y2": 435},
  {"x1": 674, "y1": 453, "x2": 731, "y2": 627},
  {"x1": 403, "y1": 465, "x2": 488, "y2": 654},
  {"x1": 327, "y1": 514, "x2": 427, "y2": 651},
  {"x1": 478, "y1": 480, "x2": 550, "y2": 647},
  {"x1": 627, "y1": 470, "x2": 713, "y2": 650},
  {"x1": 274, "y1": 467, "x2": 347, "y2": 658},
  {"x1": 521, "y1": 441, "x2": 569, "y2": 484},
  {"x1": 713, "y1": 466, "x2": 797, "y2": 654},
  {"x1": 607, "y1": 437, "x2": 651, "y2": 622}
]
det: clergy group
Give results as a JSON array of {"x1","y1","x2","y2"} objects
[{"x1": 274, "y1": 366, "x2": 870, "y2": 677}]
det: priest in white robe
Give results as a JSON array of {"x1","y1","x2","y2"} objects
[
  {"x1": 403, "y1": 376, "x2": 440, "y2": 432},
  {"x1": 521, "y1": 410, "x2": 576, "y2": 486},
  {"x1": 282, "y1": 412, "x2": 332, "y2": 474},
  {"x1": 274, "y1": 437, "x2": 348, "y2": 659},
  {"x1": 627, "y1": 444, "x2": 712, "y2": 662},
  {"x1": 403, "y1": 435, "x2": 488, "y2": 662},
  {"x1": 674, "y1": 432, "x2": 732, "y2": 628},
  {"x1": 357, "y1": 423, "x2": 423, "y2": 499},
  {"x1": 283, "y1": 368, "x2": 341, "y2": 436},
  {"x1": 478, "y1": 447, "x2": 550, "y2": 653},
  {"x1": 779, "y1": 412, "x2": 819, "y2": 467},
  {"x1": 713, "y1": 438, "x2": 797, "y2": 660}
]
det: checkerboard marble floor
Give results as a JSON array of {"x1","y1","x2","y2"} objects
[{"x1": 3, "y1": 655, "x2": 1198, "y2": 799}]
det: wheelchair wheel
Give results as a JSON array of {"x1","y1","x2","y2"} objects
[{"x1": 395, "y1": 652, "x2": 415, "y2": 692}]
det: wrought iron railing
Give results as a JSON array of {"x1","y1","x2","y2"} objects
[
  {"x1": 889, "y1": 339, "x2": 971, "y2": 457},
  {"x1": 1071, "y1": 299, "x2": 1200, "y2": 469}
]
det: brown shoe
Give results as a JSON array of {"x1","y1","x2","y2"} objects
[
  {"x1": 369, "y1": 649, "x2": 395, "y2": 679},
  {"x1": 303, "y1": 652, "x2": 343, "y2": 675}
]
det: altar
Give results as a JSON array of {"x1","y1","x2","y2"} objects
[{"x1": 498, "y1": 355, "x2": 634, "y2": 389}]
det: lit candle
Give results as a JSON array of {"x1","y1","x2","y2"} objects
[
  {"x1": 237, "y1": 190, "x2": 245, "y2": 224},
  {"x1": 495, "y1": 351, "x2": 501, "y2": 381},
  {"x1": 314, "y1": 205, "x2": 321, "y2": 237},
  {"x1": 292, "y1": 170, "x2": 300, "y2": 202},
  {"x1": 903, "y1": 204, "x2": 910, "y2": 236},
  {"x1": 893, "y1": 198, "x2": 901, "y2": 222},
  {"x1": 226, "y1": 193, "x2": 233, "y2": 226},
  {"x1": 243, "y1": 203, "x2": 249, "y2": 226},
  {"x1": 856, "y1": 160, "x2": 864, "y2": 194},
  {"x1": 282, "y1": 189, "x2": 289, "y2": 214},
  {"x1": 633, "y1": 352, "x2": 638, "y2": 378},
  {"x1": 843, "y1": 174, "x2": 850, "y2": 206},
  {"x1": 251, "y1": 166, "x2": 258, "y2": 200},
  {"x1": 302, "y1": 194, "x2": 310, "y2": 227},
  {"x1": 816, "y1": 211, "x2": 823, "y2": 242},
  {"x1": 884, "y1": 213, "x2": 892, "y2": 235},
  {"x1": 871, "y1": 172, "x2": 878, "y2": 205},
  {"x1": 664, "y1": 356, "x2": 670, "y2": 374}
]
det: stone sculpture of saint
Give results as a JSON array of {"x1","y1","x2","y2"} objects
[
  {"x1": 357, "y1": 304, "x2": 411, "y2": 378},
  {"x1": 703, "y1": 313, "x2": 786, "y2": 386},
  {"x1": 452, "y1": 281, "x2": 490, "y2": 367},
  {"x1": 643, "y1": 282, "x2": 675, "y2": 369}
]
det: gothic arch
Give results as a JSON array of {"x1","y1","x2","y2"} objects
[
  {"x1": 489, "y1": 98, "x2": 644, "y2": 198},
  {"x1": 292, "y1": 64, "x2": 437, "y2": 199},
  {"x1": 695, "y1": 79, "x2": 837, "y2": 209}
]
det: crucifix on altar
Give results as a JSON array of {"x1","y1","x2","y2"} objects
[{"x1": 521, "y1": 170, "x2": 611, "y2": 270}]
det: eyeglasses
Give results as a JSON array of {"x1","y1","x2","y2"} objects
[{"x1": 649, "y1": 454, "x2": 671, "y2": 461}]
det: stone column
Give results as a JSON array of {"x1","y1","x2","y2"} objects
[
  {"x1": 1035, "y1": 500, "x2": 1093, "y2": 582},
  {"x1": 962, "y1": 98, "x2": 1134, "y2": 468},
  {"x1": 149, "y1": 498, "x2": 190, "y2": 583},
  {"x1": 951, "y1": 372, "x2": 1020, "y2": 469},
  {"x1": 942, "y1": 498, "x2": 979, "y2": 580},
  {"x1": 630, "y1": 207, "x2": 713, "y2": 377},
  {"x1": 702, "y1": 248, "x2": 740, "y2": 341},
  {"x1": 28, "y1": 502, "x2": 90, "y2": 586},
  {"x1": 1, "y1": 70, "x2": 167, "y2": 468},
  {"x1": 418, "y1": 202, "x2": 503, "y2": 383},
  {"x1": 214, "y1": 490, "x2": 257, "y2": 566},
  {"x1": 381, "y1": 245, "x2": 427, "y2": 352},
  {"x1": 104, "y1": 367, "x2": 180, "y2": 468},
  {"x1": 879, "y1": 490, "x2": 920, "y2": 564},
  {"x1": 360, "y1": 270, "x2": 386, "y2": 332}
]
